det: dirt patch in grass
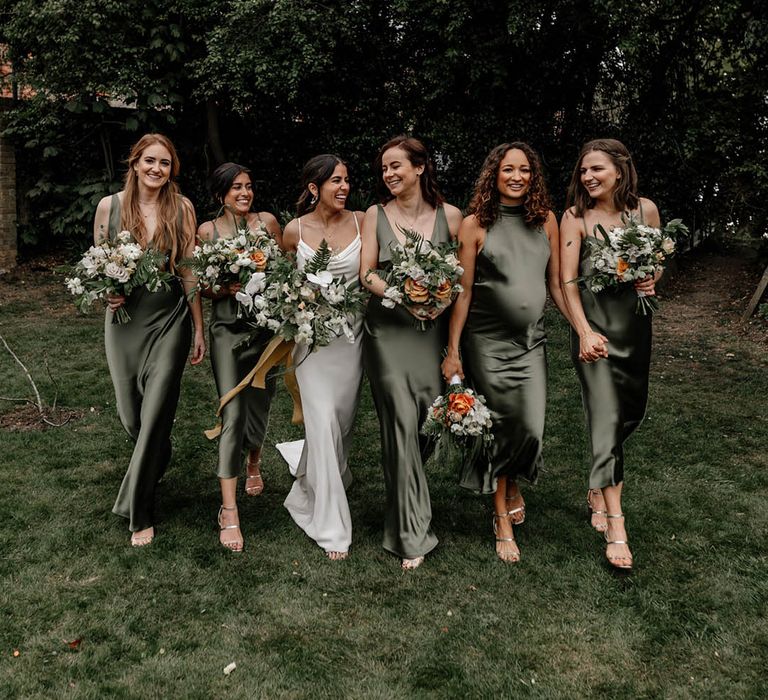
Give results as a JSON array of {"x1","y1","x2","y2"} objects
[
  {"x1": 0, "y1": 403, "x2": 85, "y2": 431},
  {"x1": 658, "y1": 248, "x2": 768, "y2": 358},
  {"x1": 0, "y1": 253, "x2": 76, "y2": 318}
]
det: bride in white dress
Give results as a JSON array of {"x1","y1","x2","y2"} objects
[{"x1": 278, "y1": 155, "x2": 364, "y2": 560}]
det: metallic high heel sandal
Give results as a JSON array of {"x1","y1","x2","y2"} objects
[
  {"x1": 218, "y1": 505, "x2": 243, "y2": 553},
  {"x1": 604, "y1": 513, "x2": 632, "y2": 570},
  {"x1": 587, "y1": 489, "x2": 608, "y2": 533},
  {"x1": 505, "y1": 495, "x2": 526, "y2": 526},
  {"x1": 493, "y1": 513, "x2": 520, "y2": 563},
  {"x1": 245, "y1": 452, "x2": 264, "y2": 496}
]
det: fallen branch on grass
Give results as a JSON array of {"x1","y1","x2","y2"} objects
[{"x1": 0, "y1": 333, "x2": 71, "y2": 427}]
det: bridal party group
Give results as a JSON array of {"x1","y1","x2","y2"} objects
[{"x1": 92, "y1": 132, "x2": 662, "y2": 572}]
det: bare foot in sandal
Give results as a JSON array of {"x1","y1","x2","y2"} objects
[
  {"x1": 587, "y1": 488, "x2": 608, "y2": 532},
  {"x1": 245, "y1": 448, "x2": 264, "y2": 496}
]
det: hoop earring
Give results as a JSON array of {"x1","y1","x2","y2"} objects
[{"x1": 310, "y1": 194, "x2": 318, "y2": 206}]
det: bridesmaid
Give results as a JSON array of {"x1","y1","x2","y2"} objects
[
  {"x1": 441, "y1": 142, "x2": 569, "y2": 563},
  {"x1": 560, "y1": 138, "x2": 661, "y2": 570},
  {"x1": 197, "y1": 162, "x2": 282, "y2": 552},
  {"x1": 360, "y1": 135, "x2": 462, "y2": 569},
  {"x1": 279, "y1": 154, "x2": 365, "y2": 561},
  {"x1": 92, "y1": 133, "x2": 205, "y2": 547}
]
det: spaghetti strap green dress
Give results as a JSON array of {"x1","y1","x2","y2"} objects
[
  {"x1": 571, "y1": 209, "x2": 652, "y2": 488},
  {"x1": 105, "y1": 194, "x2": 191, "y2": 532},
  {"x1": 461, "y1": 204, "x2": 550, "y2": 494},
  {"x1": 363, "y1": 205, "x2": 450, "y2": 559},
  {"x1": 208, "y1": 220, "x2": 276, "y2": 478}
]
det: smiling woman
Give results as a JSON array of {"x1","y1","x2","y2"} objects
[
  {"x1": 278, "y1": 154, "x2": 366, "y2": 561},
  {"x1": 91, "y1": 133, "x2": 206, "y2": 547},
  {"x1": 195, "y1": 162, "x2": 283, "y2": 552},
  {"x1": 442, "y1": 141, "x2": 569, "y2": 563},
  {"x1": 560, "y1": 138, "x2": 662, "y2": 571},
  {"x1": 359, "y1": 135, "x2": 463, "y2": 570}
]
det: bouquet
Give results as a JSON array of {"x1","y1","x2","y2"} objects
[
  {"x1": 374, "y1": 227, "x2": 463, "y2": 329},
  {"x1": 421, "y1": 375, "x2": 494, "y2": 471},
  {"x1": 235, "y1": 239, "x2": 367, "y2": 351},
  {"x1": 65, "y1": 231, "x2": 174, "y2": 324},
  {"x1": 576, "y1": 215, "x2": 689, "y2": 315},
  {"x1": 184, "y1": 218, "x2": 281, "y2": 298}
]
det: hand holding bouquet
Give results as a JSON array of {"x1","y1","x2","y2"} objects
[
  {"x1": 576, "y1": 215, "x2": 688, "y2": 315},
  {"x1": 421, "y1": 375, "x2": 494, "y2": 475},
  {"x1": 235, "y1": 239, "x2": 367, "y2": 351},
  {"x1": 65, "y1": 231, "x2": 174, "y2": 324},
  {"x1": 375, "y1": 227, "x2": 463, "y2": 329},
  {"x1": 184, "y1": 219, "x2": 281, "y2": 298}
]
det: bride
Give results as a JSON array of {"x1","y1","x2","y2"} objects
[{"x1": 278, "y1": 154, "x2": 365, "y2": 560}]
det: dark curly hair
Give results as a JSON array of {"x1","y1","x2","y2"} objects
[
  {"x1": 467, "y1": 142, "x2": 551, "y2": 229},
  {"x1": 566, "y1": 138, "x2": 639, "y2": 217},
  {"x1": 373, "y1": 135, "x2": 445, "y2": 209}
]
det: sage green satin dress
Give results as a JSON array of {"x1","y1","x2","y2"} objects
[
  {"x1": 461, "y1": 204, "x2": 550, "y2": 494},
  {"x1": 363, "y1": 205, "x2": 450, "y2": 559},
  {"x1": 571, "y1": 216, "x2": 652, "y2": 488},
  {"x1": 209, "y1": 221, "x2": 276, "y2": 478},
  {"x1": 105, "y1": 194, "x2": 191, "y2": 532}
]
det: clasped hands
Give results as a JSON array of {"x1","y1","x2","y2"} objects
[{"x1": 406, "y1": 300, "x2": 449, "y2": 322}]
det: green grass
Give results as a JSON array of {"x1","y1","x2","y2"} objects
[{"x1": 1, "y1": 257, "x2": 766, "y2": 699}]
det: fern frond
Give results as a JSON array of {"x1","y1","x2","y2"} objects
[{"x1": 303, "y1": 239, "x2": 332, "y2": 274}]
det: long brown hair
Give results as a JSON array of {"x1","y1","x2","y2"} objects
[
  {"x1": 467, "y1": 142, "x2": 551, "y2": 228},
  {"x1": 566, "y1": 138, "x2": 639, "y2": 217},
  {"x1": 374, "y1": 135, "x2": 445, "y2": 209},
  {"x1": 122, "y1": 133, "x2": 189, "y2": 270}
]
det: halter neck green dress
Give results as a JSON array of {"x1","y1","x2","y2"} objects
[
  {"x1": 208, "y1": 219, "x2": 276, "y2": 478},
  {"x1": 104, "y1": 193, "x2": 191, "y2": 532},
  {"x1": 572, "y1": 209, "x2": 652, "y2": 488},
  {"x1": 363, "y1": 204, "x2": 450, "y2": 559},
  {"x1": 461, "y1": 204, "x2": 550, "y2": 493}
]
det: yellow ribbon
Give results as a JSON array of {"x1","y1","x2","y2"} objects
[{"x1": 204, "y1": 335, "x2": 303, "y2": 440}]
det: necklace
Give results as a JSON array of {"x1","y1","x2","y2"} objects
[
  {"x1": 311, "y1": 212, "x2": 346, "y2": 252},
  {"x1": 139, "y1": 200, "x2": 158, "y2": 219},
  {"x1": 394, "y1": 200, "x2": 422, "y2": 231}
]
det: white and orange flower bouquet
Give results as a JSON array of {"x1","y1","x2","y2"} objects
[
  {"x1": 576, "y1": 215, "x2": 688, "y2": 315},
  {"x1": 235, "y1": 239, "x2": 367, "y2": 352},
  {"x1": 375, "y1": 227, "x2": 463, "y2": 329},
  {"x1": 185, "y1": 218, "x2": 281, "y2": 297},
  {"x1": 422, "y1": 375, "x2": 494, "y2": 464}
]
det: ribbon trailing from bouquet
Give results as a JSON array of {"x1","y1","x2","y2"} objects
[{"x1": 204, "y1": 335, "x2": 303, "y2": 440}]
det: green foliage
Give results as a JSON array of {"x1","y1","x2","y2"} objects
[
  {"x1": 1, "y1": 0, "x2": 766, "y2": 252},
  {"x1": 302, "y1": 239, "x2": 332, "y2": 275}
]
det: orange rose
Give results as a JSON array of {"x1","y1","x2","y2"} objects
[
  {"x1": 433, "y1": 279, "x2": 453, "y2": 301},
  {"x1": 448, "y1": 392, "x2": 475, "y2": 416},
  {"x1": 404, "y1": 277, "x2": 429, "y2": 304},
  {"x1": 616, "y1": 258, "x2": 629, "y2": 280},
  {"x1": 250, "y1": 249, "x2": 267, "y2": 271}
]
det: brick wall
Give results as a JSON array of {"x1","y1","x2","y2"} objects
[{"x1": 0, "y1": 125, "x2": 17, "y2": 272}]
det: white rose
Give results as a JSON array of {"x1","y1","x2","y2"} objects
[{"x1": 104, "y1": 262, "x2": 131, "y2": 284}]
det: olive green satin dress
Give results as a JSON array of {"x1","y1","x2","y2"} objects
[
  {"x1": 363, "y1": 205, "x2": 450, "y2": 559},
  {"x1": 209, "y1": 222, "x2": 276, "y2": 478},
  {"x1": 571, "y1": 216, "x2": 652, "y2": 488},
  {"x1": 105, "y1": 194, "x2": 191, "y2": 532},
  {"x1": 461, "y1": 204, "x2": 550, "y2": 494}
]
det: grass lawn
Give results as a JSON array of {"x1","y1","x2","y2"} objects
[{"x1": 1, "y1": 250, "x2": 766, "y2": 698}]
